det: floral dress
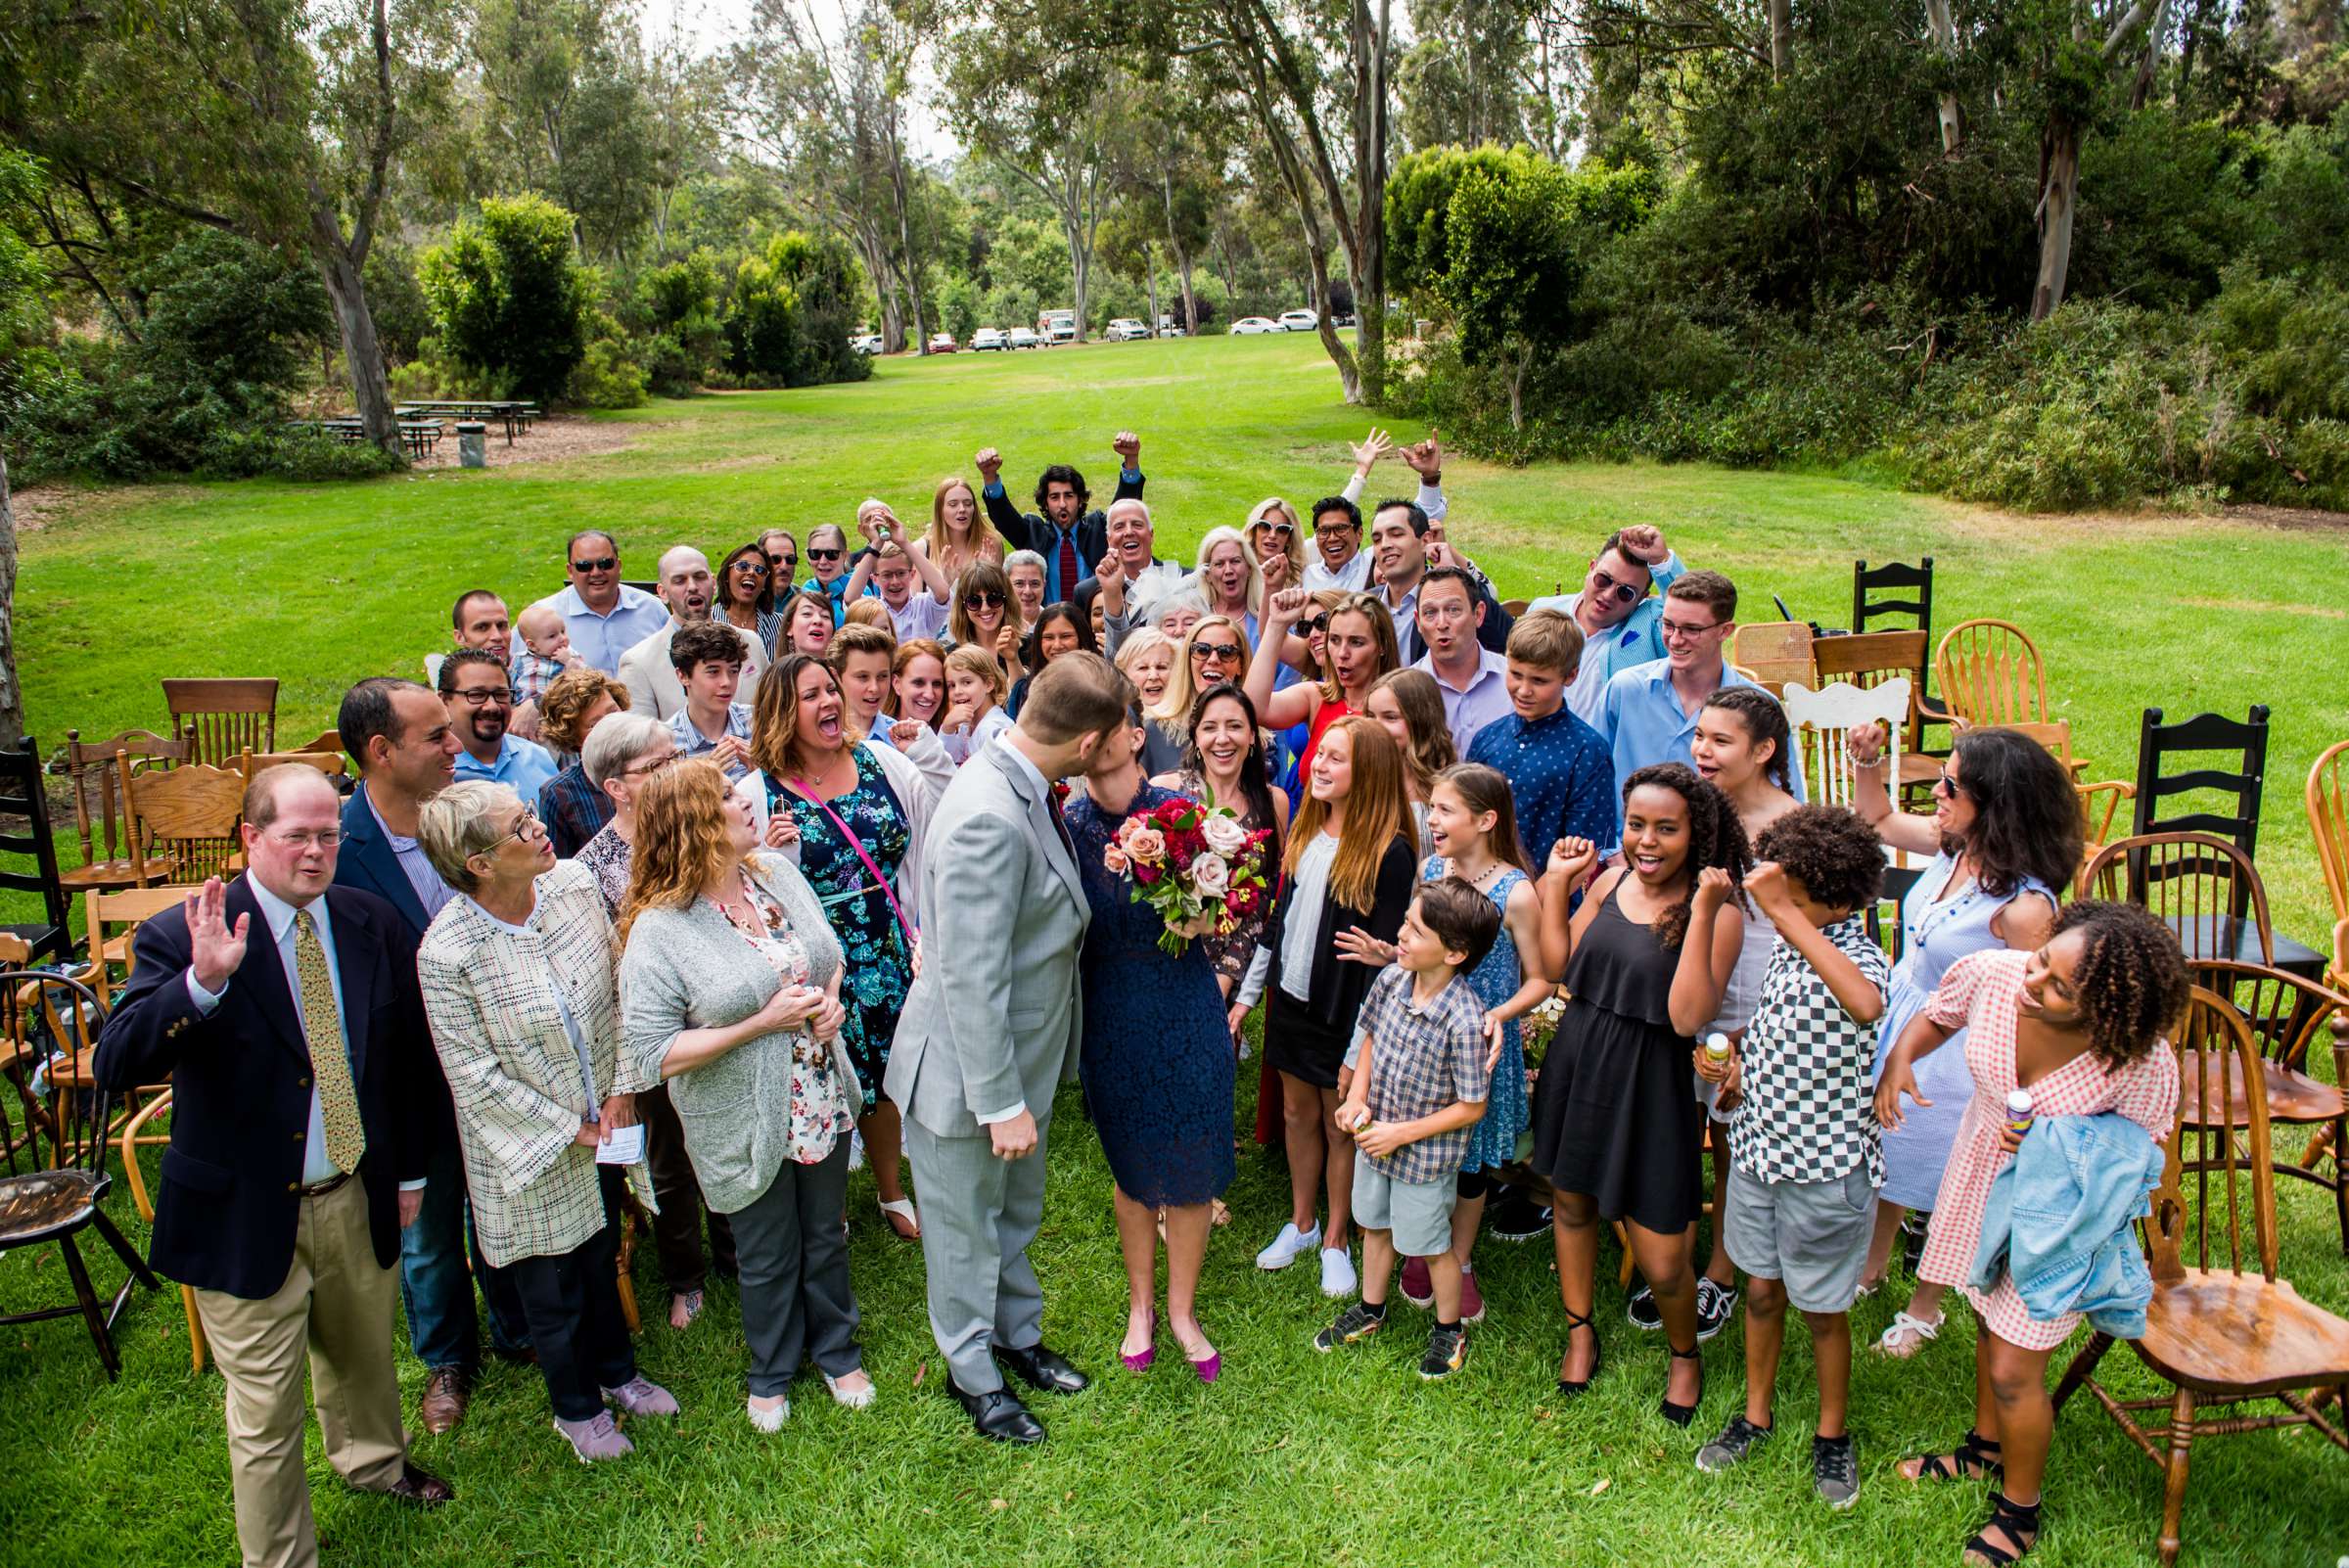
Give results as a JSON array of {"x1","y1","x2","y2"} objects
[
  {"x1": 771, "y1": 743, "x2": 913, "y2": 1110},
  {"x1": 715, "y1": 875, "x2": 852, "y2": 1164}
]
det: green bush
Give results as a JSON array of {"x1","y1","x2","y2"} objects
[
  {"x1": 566, "y1": 310, "x2": 651, "y2": 408},
  {"x1": 419, "y1": 194, "x2": 593, "y2": 403}
]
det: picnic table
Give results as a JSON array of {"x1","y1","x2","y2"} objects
[
  {"x1": 286, "y1": 418, "x2": 447, "y2": 459},
  {"x1": 393, "y1": 400, "x2": 538, "y2": 442}
]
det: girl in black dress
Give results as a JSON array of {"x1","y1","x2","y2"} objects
[{"x1": 1533, "y1": 763, "x2": 1749, "y2": 1425}]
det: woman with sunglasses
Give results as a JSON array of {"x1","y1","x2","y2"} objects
[
  {"x1": 799, "y1": 524, "x2": 859, "y2": 625},
  {"x1": 718, "y1": 543, "x2": 786, "y2": 658},
  {"x1": 945, "y1": 560, "x2": 1023, "y2": 680},
  {"x1": 1847, "y1": 722, "x2": 2081, "y2": 1357},
  {"x1": 1245, "y1": 498, "x2": 1307, "y2": 598},
  {"x1": 1192, "y1": 527, "x2": 1263, "y2": 643},
  {"x1": 1139, "y1": 615, "x2": 1248, "y2": 776},
  {"x1": 913, "y1": 475, "x2": 1004, "y2": 583}
]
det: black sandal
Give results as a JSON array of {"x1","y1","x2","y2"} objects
[
  {"x1": 1556, "y1": 1307, "x2": 1602, "y2": 1397},
  {"x1": 1908, "y1": 1428, "x2": 2005, "y2": 1484},
  {"x1": 1962, "y1": 1490, "x2": 2040, "y2": 1566},
  {"x1": 1660, "y1": 1343, "x2": 1703, "y2": 1427}
]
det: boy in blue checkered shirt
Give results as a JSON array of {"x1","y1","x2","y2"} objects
[
  {"x1": 1317, "y1": 878, "x2": 1498, "y2": 1381},
  {"x1": 1691, "y1": 805, "x2": 1891, "y2": 1507}
]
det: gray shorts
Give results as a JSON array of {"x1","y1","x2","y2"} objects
[
  {"x1": 1723, "y1": 1163, "x2": 1876, "y2": 1314},
  {"x1": 1351, "y1": 1151, "x2": 1456, "y2": 1259}
]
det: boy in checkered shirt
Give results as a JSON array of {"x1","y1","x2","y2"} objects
[
  {"x1": 1316, "y1": 878, "x2": 1497, "y2": 1381},
  {"x1": 1691, "y1": 806, "x2": 1891, "y2": 1507}
]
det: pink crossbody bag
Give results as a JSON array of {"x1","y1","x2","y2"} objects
[{"x1": 780, "y1": 775, "x2": 919, "y2": 951}]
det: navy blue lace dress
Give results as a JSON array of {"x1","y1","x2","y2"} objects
[{"x1": 1066, "y1": 783, "x2": 1237, "y2": 1209}]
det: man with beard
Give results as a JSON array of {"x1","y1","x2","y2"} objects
[
  {"x1": 616, "y1": 545, "x2": 767, "y2": 720},
  {"x1": 440, "y1": 650, "x2": 559, "y2": 805},
  {"x1": 974, "y1": 433, "x2": 1147, "y2": 604}
]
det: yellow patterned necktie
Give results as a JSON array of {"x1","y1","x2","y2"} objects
[{"x1": 293, "y1": 909, "x2": 367, "y2": 1173}]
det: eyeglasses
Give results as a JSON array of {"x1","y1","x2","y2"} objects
[
  {"x1": 1588, "y1": 567, "x2": 1644, "y2": 608},
  {"x1": 266, "y1": 828, "x2": 342, "y2": 851},
  {"x1": 450, "y1": 686, "x2": 512, "y2": 707},
  {"x1": 501, "y1": 809, "x2": 547, "y2": 848},
  {"x1": 807, "y1": 548, "x2": 844, "y2": 564},
  {"x1": 731, "y1": 560, "x2": 768, "y2": 576},
  {"x1": 623, "y1": 751, "x2": 682, "y2": 778},
  {"x1": 570, "y1": 555, "x2": 619, "y2": 574},
  {"x1": 964, "y1": 590, "x2": 1005, "y2": 610},
  {"x1": 1313, "y1": 522, "x2": 1358, "y2": 537},
  {"x1": 1191, "y1": 641, "x2": 1243, "y2": 662},
  {"x1": 1659, "y1": 615, "x2": 1723, "y2": 641}
]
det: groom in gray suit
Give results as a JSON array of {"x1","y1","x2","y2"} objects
[{"x1": 887, "y1": 651, "x2": 1131, "y2": 1444}]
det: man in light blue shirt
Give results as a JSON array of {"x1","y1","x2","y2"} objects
[
  {"x1": 530, "y1": 530, "x2": 669, "y2": 675},
  {"x1": 1528, "y1": 524, "x2": 1688, "y2": 725},
  {"x1": 1406, "y1": 566, "x2": 1513, "y2": 756},
  {"x1": 1597, "y1": 570, "x2": 1807, "y2": 807},
  {"x1": 441, "y1": 649, "x2": 560, "y2": 804}
]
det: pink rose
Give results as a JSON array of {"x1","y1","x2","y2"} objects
[
  {"x1": 1124, "y1": 825, "x2": 1168, "y2": 864},
  {"x1": 1190, "y1": 852, "x2": 1231, "y2": 897},
  {"x1": 1200, "y1": 811, "x2": 1250, "y2": 855},
  {"x1": 1103, "y1": 844, "x2": 1130, "y2": 874}
]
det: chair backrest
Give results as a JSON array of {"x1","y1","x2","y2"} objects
[
  {"x1": 1813, "y1": 630, "x2": 1928, "y2": 750},
  {"x1": 1852, "y1": 557, "x2": 1933, "y2": 639},
  {"x1": 162, "y1": 677, "x2": 279, "y2": 765},
  {"x1": 237, "y1": 748, "x2": 350, "y2": 783},
  {"x1": 1997, "y1": 717, "x2": 2077, "y2": 771},
  {"x1": 2132, "y1": 705, "x2": 2270, "y2": 856},
  {"x1": 1934, "y1": 619, "x2": 2050, "y2": 729},
  {"x1": 1728, "y1": 621, "x2": 1815, "y2": 697},
  {"x1": 81, "y1": 886, "x2": 190, "y2": 1009},
  {"x1": 283, "y1": 729, "x2": 345, "y2": 758},
  {"x1": 1498, "y1": 598, "x2": 1530, "y2": 618},
  {"x1": 122, "y1": 754, "x2": 247, "y2": 886},
  {"x1": 0, "y1": 970, "x2": 113, "y2": 1178},
  {"x1": 2190, "y1": 958, "x2": 2349, "y2": 1075},
  {"x1": 62, "y1": 726, "x2": 193, "y2": 871},
  {"x1": 2078, "y1": 830, "x2": 2274, "y2": 966},
  {"x1": 1782, "y1": 677, "x2": 1911, "y2": 811},
  {"x1": 0, "y1": 735, "x2": 70, "y2": 958},
  {"x1": 2158, "y1": 986, "x2": 2278, "y2": 1283},
  {"x1": 2308, "y1": 737, "x2": 2349, "y2": 927}
]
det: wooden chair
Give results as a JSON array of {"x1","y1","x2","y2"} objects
[
  {"x1": 2132, "y1": 705, "x2": 2269, "y2": 856},
  {"x1": 1933, "y1": 618, "x2": 2051, "y2": 727},
  {"x1": 0, "y1": 734, "x2": 73, "y2": 963},
  {"x1": 0, "y1": 969, "x2": 162, "y2": 1378},
  {"x1": 122, "y1": 755, "x2": 247, "y2": 887},
  {"x1": 2310, "y1": 737, "x2": 2349, "y2": 941},
  {"x1": 2188, "y1": 959, "x2": 2349, "y2": 1255},
  {"x1": 1852, "y1": 556, "x2": 1933, "y2": 640},
  {"x1": 236, "y1": 747, "x2": 349, "y2": 784},
  {"x1": 60, "y1": 726, "x2": 193, "y2": 890},
  {"x1": 2052, "y1": 988, "x2": 2349, "y2": 1566},
  {"x1": 116, "y1": 1089, "x2": 207, "y2": 1372},
  {"x1": 2078, "y1": 831, "x2": 2276, "y2": 969},
  {"x1": 82, "y1": 886, "x2": 190, "y2": 1008},
  {"x1": 1728, "y1": 621, "x2": 1815, "y2": 697},
  {"x1": 1812, "y1": 630, "x2": 1939, "y2": 801},
  {"x1": 1783, "y1": 676, "x2": 1911, "y2": 812},
  {"x1": 1499, "y1": 598, "x2": 1531, "y2": 618},
  {"x1": 162, "y1": 677, "x2": 279, "y2": 765}
]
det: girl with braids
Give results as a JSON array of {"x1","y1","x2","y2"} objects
[
  {"x1": 1848, "y1": 723, "x2": 2083, "y2": 1355},
  {"x1": 1878, "y1": 900, "x2": 2187, "y2": 1568},
  {"x1": 1530, "y1": 762, "x2": 1750, "y2": 1423}
]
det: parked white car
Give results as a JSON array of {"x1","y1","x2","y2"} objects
[
  {"x1": 1278, "y1": 309, "x2": 1319, "y2": 332},
  {"x1": 971, "y1": 327, "x2": 1008, "y2": 351},
  {"x1": 1106, "y1": 318, "x2": 1151, "y2": 342},
  {"x1": 1039, "y1": 309, "x2": 1078, "y2": 343},
  {"x1": 1229, "y1": 317, "x2": 1280, "y2": 335},
  {"x1": 1008, "y1": 326, "x2": 1041, "y2": 349},
  {"x1": 849, "y1": 333, "x2": 884, "y2": 354}
]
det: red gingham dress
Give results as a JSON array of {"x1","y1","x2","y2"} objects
[{"x1": 1912, "y1": 950, "x2": 2180, "y2": 1351}]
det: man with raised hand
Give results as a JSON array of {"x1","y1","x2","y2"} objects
[
  {"x1": 1526, "y1": 524, "x2": 1689, "y2": 724},
  {"x1": 974, "y1": 432, "x2": 1147, "y2": 604}
]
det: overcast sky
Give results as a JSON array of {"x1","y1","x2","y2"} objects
[{"x1": 653, "y1": 0, "x2": 959, "y2": 160}]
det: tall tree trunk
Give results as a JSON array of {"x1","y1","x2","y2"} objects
[
  {"x1": 1769, "y1": 0, "x2": 1792, "y2": 75},
  {"x1": 1144, "y1": 242, "x2": 1161, "y2": 336},
  {"x1": 2030, "y1": 118, "x2": 2082, "y2": 320},
  {"x1": 1213, "y1": 226, "x2": 1240, "y2": 306},
  {"x1": 0, "y1": 448, "x2": 21, "y2": 749},
  {"x1": 1346, "y1": 0, "x2": 1390, "y2": 404},
  {"x1": 884, "y1": 115, "x2": 927, "y2": 352},
  {"x1": 1161, "y1": 168, "x2": 1199, "y2": 330},
  {"x1": 1924, "y1": 0, "x2": 1963, "y2": 152},
  {"x1": 2131, "y1": 0, "x2": 2170, "y2": 109},
  {"x1": 1246, "y1": 59, "x2": 1360, "y2": 401},
  {"x1": 309, "y1": 204, "x2": 400, "y2": 454}
]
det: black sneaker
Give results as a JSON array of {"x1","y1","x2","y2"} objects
[
  {"x1": 1419, "y1": 1323, "x2": 1468, "y2": 1380},
  {"x1": 1695, "y1": 1277, "x2": 1739, "y2": 1342},
  {"x1": 1694, "y1": 1413, "x2": 1774, "y2": 1473},
  {"x1": 1485, "y1": 1187, "x2": 1553, "y2": 1241},
  {"x1": 1313, "y1": 1301, "x2": 1386, "y2": 1353},
  {"x1": 1626, "y1": 1284, "x2": 1662, "y2": 1330},
  {"x1": 1813, "y1": 1433, "x2": 1861, "y2": 1509}
]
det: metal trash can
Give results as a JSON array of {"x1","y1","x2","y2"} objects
[{"x1": 456, "y1": 421, "x2": 487, "y2": 468}]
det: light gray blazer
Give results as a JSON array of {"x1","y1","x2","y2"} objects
[
  {"x1": 885, "y1": 739, "x2": 1089, "y2": 1138},
  {"x1": 617, "y1": 852, "x2": 847, "y2": 1213}
]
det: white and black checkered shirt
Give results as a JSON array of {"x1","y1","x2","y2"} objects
[{"x1": 1726, "y1": 913, "x2": 1895, "y2": 1186}]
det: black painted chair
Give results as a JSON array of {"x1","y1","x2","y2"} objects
[{"x1": 0, "y1": 735, "x2": 73, "y2": 962}]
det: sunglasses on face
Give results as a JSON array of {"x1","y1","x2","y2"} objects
[
  {"x1": 731, "y1": 560, "x2": 768, "y2": 576},
  {"x1": 1934, "y1": 768, "x2": 1967, "y2": 801},
  {"x1": 1258, "y1": 521, "x2": 1297, "y2": 538},
  {"x1": 965, "y1": 591, "x2": 1005, "y2": 610},
  {"x1": 807, "y1": 548, "x2": 844, "y2": 564},
  {"x1": 767, "y1": 553, "x2": 798, "y2": 574},
  {"x1": 571, "y1": 556, "x2": 619, "y2": 574},
  {"x1": 1589, "y1": 568, "x2": 1644, "y2": 608},
  {"x1": 1299, "y1": 615, "x2": 1330, "y2": 636},
  {"x1": 1191, "y1": 641, "x2": 1243, "y2": 662}
]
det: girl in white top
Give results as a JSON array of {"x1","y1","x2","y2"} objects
[{"x1": 937, "y1": 642, "x2": 1014, "y2": 763}]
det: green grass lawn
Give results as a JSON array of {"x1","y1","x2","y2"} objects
[{"x1": 6, "y1": 332, "x2": 2348, "y2": 1565}]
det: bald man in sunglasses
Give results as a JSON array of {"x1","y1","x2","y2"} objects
[{"x1": 1526, "y1": 525, "x2": 1688, "y2": 725}]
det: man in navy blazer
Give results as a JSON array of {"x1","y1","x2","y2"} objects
[
  {"x1": 94, "y1": 764, "x2": 454, "y2": 1567},
  {"x1": 334, "y1": 675, "x2": 531, "y2": 1435},
  {"x1": 974, "y1": 432, "x2": 1147, "y2": 603}
]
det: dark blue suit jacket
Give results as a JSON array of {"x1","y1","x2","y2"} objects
[
  {"x1": 982, "y1": 468, "x2": 1146, "y2": 588},
  {"x1": 335, "y1": 782, "x2": 460, "y2": 1152},
  {"x1": 92, "y1": 878, "x2": 435, "y2": 1299}
]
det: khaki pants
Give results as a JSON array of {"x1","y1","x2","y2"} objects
[{"x1": 194, "y1": 1177, "x2": 410, "y2": 1568}]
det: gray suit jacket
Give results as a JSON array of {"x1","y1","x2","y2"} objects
[{"x1": 885, "y1": 740, "x2": 1089, "y2": 1138}]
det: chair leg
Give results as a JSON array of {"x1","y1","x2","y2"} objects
[
  {"x1": 2333, "y1": 1111, "x2": 2349, "y2": 1258},
  {"x1": 183, "y1": 1285, "x2": 207, "y2": 1373},
  {"x1": 56, "y1": 1232, "x2": 121, "y2": 1380},
  {"x1": 90, "y1": 1208, "x2": 161, "y2": 1290},
  {"x1": 2157, "y1": 1386, "x2": 2196, "y2": 1568},
  {"x1": 2053, "y1": 1331, "x2": 2112, "y2": 1412}
]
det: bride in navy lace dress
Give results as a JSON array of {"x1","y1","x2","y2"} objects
[{"x1": 1065, "y1": 706, "x2": 1236, "y2": 1383}]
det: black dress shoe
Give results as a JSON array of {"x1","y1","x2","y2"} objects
[
  {"x1": 993, "y1": 1341, "x2": 1090, "y2": 1395},
  {"x1": 383, "y1": 1462, "x2": 455, "y2": 1505},
  {"x1": 951, "y1": 1383, "x2": 1046, "y2": 1445}
]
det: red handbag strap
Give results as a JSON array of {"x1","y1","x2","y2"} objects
[{"x1": 782, "y1": 774, "x2": 918, "y2": 950}]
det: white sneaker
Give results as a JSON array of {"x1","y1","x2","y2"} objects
[
  {"x1": 747, "y1": 1395, "x2": 789, "y2": 1433},
  {"x1": 1318, "y1": 1245, "x2": 1359, "y2": 1299},
  {"x1": 822, "y1": 1369, "x2": 877, "y2": 1410},
  {"x1": 1255, "y1": 1220, "x2": 1323, "y2": 1270}
]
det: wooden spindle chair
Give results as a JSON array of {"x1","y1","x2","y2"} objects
[
  {"x1": 60, "y1": 726, "x2": 193, "y2": 890},
  {"x1": 2188, "y1": 959, "x2": 2349, "y2": 1254},
  {"x1": 2077, "y1": 830, "x2": 2276, "y2": 971},
  {"x1": 161, "y1": 677, "x2": 279, "y2": 766},
  {"x1": 1934, "y1": 618, "x2": 2052, "y2": 729},
  {"x1": 121, "y1": 753, "x2": 248, "y2": 887},
  {"x1": 1812, "y1": 631, "x2": 1939, "y2": 803}
]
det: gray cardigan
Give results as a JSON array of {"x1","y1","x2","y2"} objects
[{"x1": 618, "y1": 852, "x2": 848, "y2": 1213}]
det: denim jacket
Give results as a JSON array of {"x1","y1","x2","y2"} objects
[{"x1": 1968, "y1": 1111, "x2": 2167, "y2": 1338}]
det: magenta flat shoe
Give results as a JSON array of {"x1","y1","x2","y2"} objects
[
  {"x1": 1121, "y1": 1311, "x2": 1159, "y2": 1372},
  {"x1": 1188, "y1": 1350, "x2": 1221, "y2": 1384}
]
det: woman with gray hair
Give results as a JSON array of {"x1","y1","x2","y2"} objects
[
  {"x1": 414, "y1": 779, "x2": 676, "y2": 1465},
  {"x1": 574, "y1": 714, "x2": 681, "y2": 914},
  {"x1": 1002, "y1": 548, "x2": 1048, "y2": 628},
  {"x1": 619, "y1": 760, "x2": 869, "y2": 1432}
]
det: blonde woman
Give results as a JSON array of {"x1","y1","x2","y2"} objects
[
  {"x1": 618, "y1": 761, "x2": 868, "y2": 1431},
  {"x1": 914, "y1": 475, "x2": 1004, "y2": 582},
  {"x1": 1116, "y1": 627, "x2": 1181, "y2": 774},
  {"x1": 1192, "y1": 526, "x2": 1263, "y2": 639},
  {"x1": 1246, "y1": 498, "x2": 1308, "y2": 598}
]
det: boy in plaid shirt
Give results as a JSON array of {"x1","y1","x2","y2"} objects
[
  {"x1": 1691, "y1": 806, "x2": 1891, "y2": 1507},
  {"x1": 1317, "y1": 878, "x2": 1498, "y2": 1380}
]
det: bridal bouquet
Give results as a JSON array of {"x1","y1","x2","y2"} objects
[{"x1": 1103, "y1": 798, "x2": 1274, "y2": 955}]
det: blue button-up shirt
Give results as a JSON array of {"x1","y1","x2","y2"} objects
[
  {"x1": 1410, "y1": 646, "x2": 1512, "y2": 758},
  {"x1": 534, "y1": 583, "x2": 670, "y2": 676},
  {"x1": 453, "y1": 733, "x2": 561, "y2": 805},
  {"x1": 1465, "y1": 703, "x2": 1619, "y2": 862},
  {"x1": 667, "y1": 703, "x2": 755, "y2": 781},
  {"x1": 1598, "y1": 658, "x2": 1808, "y2": 806},
  {"x1": 1529, "y1": 551, "x2": 1687, "y2": 725}
]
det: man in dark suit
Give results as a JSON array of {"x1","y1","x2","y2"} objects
[
  {"x1": 334, "y1": 675, "x2": 531, "y2": 1434},
  {"x1": 973, "y1": 432, "x2": 1147, "y2": 604},
  {"x1": 94, "y1": 765, "x2": 454, "y2": 1568}
]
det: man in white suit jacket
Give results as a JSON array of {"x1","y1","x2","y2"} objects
[
  {"x1": 614, "y1": 545, "x2": 767, "y2": 719},
  {"x1": 885, "y1": 651, "x2": 1130, "y2": 1444}
]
